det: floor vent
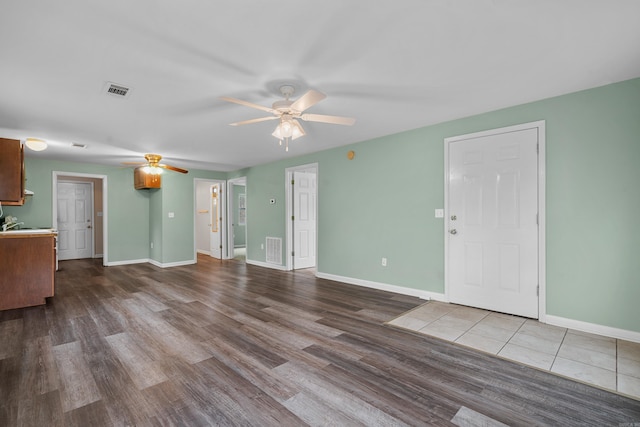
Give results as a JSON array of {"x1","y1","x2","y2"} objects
[
  {"x1": 104, "y1": 81, "x2": 132, "y2": 98},
  {"x1": 266, "y1": 237, "x2": 282, "y2": 265}
]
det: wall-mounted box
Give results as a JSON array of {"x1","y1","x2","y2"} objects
[{"x1": 134, "y1": 167, "x2": 161, "y2": 189}]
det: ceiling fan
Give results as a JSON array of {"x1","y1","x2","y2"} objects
[
  {"x1": 122, "y1": 154, "x2": 188, "y2": 174},
  {"x1": 221, "y1": 85, "x2": 356, "y2": 151}
]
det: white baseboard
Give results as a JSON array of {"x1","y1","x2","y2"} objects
[
  {"x1": 545, "y1": 315, "x2": 640, "y2": 343},
  {"x1": 106, "y1": 258, "x2": 196, "y2": 269},
  {"x1": 148, "y1": 259, "x2": 196, "y2": 268},
  {"x1": 246, "y1": 259, "x2": 288, "y2": 271},
  {"x1": 105, "y1": 258, "x2": 149, "y2": 267},
  {"x1": 196, "y1": 249, "x2": 211, "y2": 256},
  {"x1": 315, "y1": 272, "x2": 446, "y2": 301}
]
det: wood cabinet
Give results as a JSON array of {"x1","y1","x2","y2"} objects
[
  {"x1": 134, "y1": 167, "x2": 161, "y2": 189},
  {"x1": 0, "y1": 138, "x2": 25, "y2": 205},
  {"x1": 0, "y1": 232, "x2": 56, "y2": 311}
]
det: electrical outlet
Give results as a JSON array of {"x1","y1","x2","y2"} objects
[
  {"x1": 261, "y1": 243, "x2": 264, "y2": 250},
  {"x1": 150, "y1": 242, "x2": 154, "y2": 249},
  {"x1": 381, "y1": 257, "x2": 387, "y2": 267}
]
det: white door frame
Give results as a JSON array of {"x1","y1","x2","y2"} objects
[
  {"x1": 226, "y1": 176, "x2": 247, "y2": 261},
  {"x1": 285, "y1": 163, "x2": 318, "y2": 271},
  {"x1": 444, "y1": 120, "x2": 546, "y2": 321},
  {"x1": 52, "y1": 171, "x2": 108, "y2": 266},
  {"x1": 193, "y1": 178, "x2": 227, "y2": 260}
]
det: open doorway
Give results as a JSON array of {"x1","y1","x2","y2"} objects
[
  {"x1": 194, "y1": 179, "x2": 226, "y2": 259},
  {"x1": 52, "y1": 171, "x2": 108, "y2": 265},
  {"x1": 286, "y1": 164, "x2": 317, "y2": 271},
  {"x1": 227, "y1": 177, "x2": 247, "y2": 262}
]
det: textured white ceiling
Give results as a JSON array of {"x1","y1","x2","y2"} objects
[{"x1": 1, "y1": 0, "x2": 639, "y2": 171}]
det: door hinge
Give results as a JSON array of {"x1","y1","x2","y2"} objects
[
  {"x1": 536, "y1": 285, "x2": 539, "y2": 296},
  {"x1": 536, "y1": 143, "x2": 539, "y2": 154},
  {"x1": 291, "y1": 215, "x2": 295, "y2": 221},
  {"x1": 291, "y1": 251, "x2": 295, "y2": 257},
  {"x1": 536, "y1": 213, "x2": 539, "y2": 225},
  {"x1": 291, "y1": 179, "x2": 295, "y2": 185}
]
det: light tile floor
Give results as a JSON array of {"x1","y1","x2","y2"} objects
[{"x1": 387, "y1": 301, "x2": 640, "y2": 401}]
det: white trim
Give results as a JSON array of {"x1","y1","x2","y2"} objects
[
  {"x1": 545, "y1": 315, "x2": 640, "y2": 344},
  {"x1": 105, "y1": 258, "x2": 148, "y2": 267},
  {"x1": 105, "y1": 258, "x2": 196, "y2": 268},
  {"x1": 316, "y1": 272, "x2": 445, "y2": 301},
  {"x1": 148, "y1": 259, "x2": 196, "y2": 268},
  {"x1": 193, "y1": 178, "x2": 227, "y2": 260},
  {"x1": 443, "y1": 120, "x2": 546, "y2": 319},
  {"x1": 285, "y1": 163, "x2": 318, "y2": 271},
  {"x1": 246, "y1": 259, "x2": 288, "y2": 271},
  {"x1": 53, "y1": 171, "x2": 108, "y2": 266}
]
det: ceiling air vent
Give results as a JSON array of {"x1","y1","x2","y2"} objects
[{"x1": 104, "y1": 81, "x2": 132, "y2": 99}]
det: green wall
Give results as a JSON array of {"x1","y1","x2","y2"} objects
[
  {"x1": 4, "y1": 77, "x2": 639, "y2": 333},
  {"x1": 242, "y1": 78, "x2": 640, "y2": 333},
  {"x1": 2, "y1": 158, "x2": 224, "y2": 264}
]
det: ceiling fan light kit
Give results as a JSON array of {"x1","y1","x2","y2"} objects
[{"x1": 222, "y1": 84, "x2": 355, "y2": 151}]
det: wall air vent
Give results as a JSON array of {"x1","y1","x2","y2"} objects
[
  {"x1": 104, "y1": 81, "x2": 132, "y2": 99},
  {"x1": 70, "y1": 143, "x2": 87, "y2": 148},
  {"x1": 266, "y1": 237, "x2": 282, "y2": 265}
]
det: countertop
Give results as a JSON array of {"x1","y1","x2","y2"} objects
[{"x1": 0, "y1": 229, "x2": 57, "y2": 238}]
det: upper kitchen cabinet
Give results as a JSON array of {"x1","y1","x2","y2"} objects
[{"x1": 0, "y1": 138, "x2": 25, "y2": 205}]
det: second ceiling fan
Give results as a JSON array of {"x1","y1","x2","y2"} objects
[{"x1": 221, "y1": 85, "x2": 355, "y2": 151}]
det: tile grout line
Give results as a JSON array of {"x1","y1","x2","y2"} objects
[{"x1": 549, "y1": 328, "x2": 569, "y2": 373}]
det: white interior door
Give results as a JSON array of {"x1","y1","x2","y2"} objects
[
  {"x1": 447, "y1": 126, "x2": 539, "y2": 318},
  {"x1": 57, "y1": 182, "x2": 93, "y2": 261},
  {"x1": 209, "y1": 183, "x2": 223, "y2": 259},
  {"x1": 293, "y1": 171, "x2": 317, "y2": 269}
]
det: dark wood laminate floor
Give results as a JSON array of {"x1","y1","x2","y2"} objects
[{"x1": 1, "y1": 256, "x2": 639, "y2": 426}]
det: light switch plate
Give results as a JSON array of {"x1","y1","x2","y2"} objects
[
  {"x1": 168, "y1": 212, "x2": 175, "y2": 218},
  {"x1": 435, "y1": 209, "x2": 444, "y2": 218}
]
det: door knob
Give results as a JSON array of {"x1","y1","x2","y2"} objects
[
  {"x1": 87, "y1": 225, "x2": 92, "y2": 229},
  {"x1": 449, "y1": 229, "x2": 457, "y2": 235}
]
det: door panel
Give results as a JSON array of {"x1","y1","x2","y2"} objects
[
  {"x1": 293, "y1": 171, "x2": 316, "y2": 269},
  {"x1": 209, "y1": 183, "x2": 222, "y2": 259},
  {"x1": 448, "y1": 127, "x2": 538, "y2": 318},
  {"x1": 57, "y1": 182, "x2": 93, "y2": 260}
]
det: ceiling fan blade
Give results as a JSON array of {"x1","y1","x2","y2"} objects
[
  {"x1": 220, "y1": 96, "x2": 274, "y2": 113},
  {"x1": 159, "y1": 164, "x2": 189, "y2": 174},
  {"x1": 230, "y1": 116, "x2": 279, "y2": 126},
  {"x1": 300, "y1": 113, "x2": 356, "y2": 126},
  {"x1": 290, "y1": 89, "x2": 326, "y2": 113}
]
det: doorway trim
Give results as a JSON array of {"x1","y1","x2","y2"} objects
[
  {"x1": 227, "y1": 176, "x2": 247, "y2": 261},
  {"x1": 285, "y1": 163, "x2": 318, "y2": 271},
  {"x1": 193, "y1": 178, "x2": 227, "y2": 260},
  {"x1": 443, "y1": 120, "x2": 546, "y2": 321},
  {"x1": 52, "y1": 171, "x2": 108, "y2": 266}
]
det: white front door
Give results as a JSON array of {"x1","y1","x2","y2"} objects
[
  {"x1": 209, "y1": 183, "x2": 223, "y2": 259},
  {"x1": 447, "y1": 126, "x2": 539, "y2": 318},
  {"x1": 293, "y1": 171, "x2": 317, "y2": 269},
  {"x1": 57, "y1": 182, "x2": 93, "y2": 260}
]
